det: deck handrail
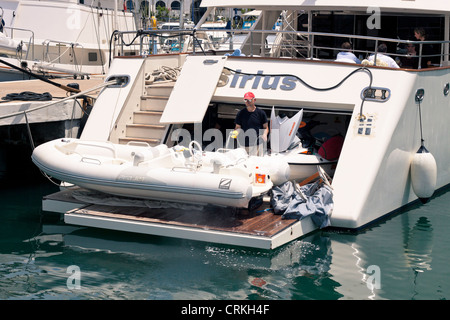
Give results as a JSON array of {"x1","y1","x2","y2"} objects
[
  {"x1": 41, "y1": 39, "x2": 84, "y2": 67},
  {"x1": 111, "y1": 28, "x2": 450, "y2": 69},
  {"x1": 2, "y1": 26, "x2": 35, "y2": 60}
]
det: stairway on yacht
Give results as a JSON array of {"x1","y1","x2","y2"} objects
[{"x1": 118, "y1": 81, "x2": 174, "y2": 146}]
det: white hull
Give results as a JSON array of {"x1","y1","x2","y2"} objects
[
  {"x1": 82, "y1": 52, "x2": 450, "y2": 230},
  {"x1": 31, "y1": 1, "x2": 450, "y2": 251},
  {"x1": 258, "y1": 149, "x2": 336, "y2": 183},
  {"x1": 0, "y1": 57, "x2": 101, "y2": 80},
  {"x1": 0, "y1": 0, "x2": 136, "y2": 80}
]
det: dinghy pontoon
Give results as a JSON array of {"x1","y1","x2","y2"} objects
[{"x1": 32, "y1": 138, "x2": 289, "y2": 209}]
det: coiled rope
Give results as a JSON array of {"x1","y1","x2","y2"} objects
[
  {"x1": 0, "y1": 80, "x2": 115, "y2": 122},
  {"x1": 1, "y1": 91, "x2": 53, "y2": 101},
  {"x1": 145, "y1": 66, "x2": 181, "y2": 84}
]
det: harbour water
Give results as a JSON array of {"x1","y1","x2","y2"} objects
[{"x1": 1, "y1": 160, "x2": 449, "y2": 302}]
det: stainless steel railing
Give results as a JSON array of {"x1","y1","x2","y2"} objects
[{"x1": 111, "y1": 28, "x2": 450, "y2": 69}]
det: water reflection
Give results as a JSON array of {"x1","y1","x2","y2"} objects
[
  {"x1": 0, "y1": 211, "x2": 439, "y2": 300},
  {"x1": 10, "y1": 222, "x2": 339, "y2": 299},
  {"x1": 403, "y1": 216, "x2": 433, "y2": 299},
  {"x1": 404, "y1": 216, "x2": 433, "y2": 273},
  {"x1": 0, "y1": 176, "x2": 446, "y2": 300},
  {"x1": 2, "y1": 216, "x2": 381, "y2": 299}
]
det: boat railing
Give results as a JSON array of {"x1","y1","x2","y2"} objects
[
  {"x1": 42, "y1": 39, "x2": 84, "y2": 64},
  {"x1": 111, "y1": 28, "x2": 263, "y2": 58},
  {"x1": 2, "y1": 26, "x2": 34, "y2": 60},
  {"x1": 276, "y1": 30, "x2": 450, "y2": 69},
  {"x1": 231, "y1": 28, "x2": 450, "y2": 69},
  {"x1": 112, "y1": 28, "x2": 450, "y2": 69}
]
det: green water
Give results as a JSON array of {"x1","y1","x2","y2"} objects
[{"x1": 1, "y1": 172, "x2": 449, "y2": 301}]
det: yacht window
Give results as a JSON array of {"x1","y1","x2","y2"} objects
[{"x1": 88, "y1": 52, "x2": 98, "y2": 62}]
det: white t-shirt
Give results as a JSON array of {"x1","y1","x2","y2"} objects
[
  {"x1": 368, "y1": 53, "x2": 399, "y2": 68},
  {"x1": 336, "y1": 52, "x2": 361, "y2": 64}
]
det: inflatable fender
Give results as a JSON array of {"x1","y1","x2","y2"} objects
[{"x1": 411, "y1": 146, "x2": 437, "y2": 203}]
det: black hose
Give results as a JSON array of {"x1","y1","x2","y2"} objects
[{"x1": 223, "y1": 66, "x2": 373, "y2": 119}]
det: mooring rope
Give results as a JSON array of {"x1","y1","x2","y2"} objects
[{"x1": 0, "y1": 80, "x2": 115, "y2": 121}]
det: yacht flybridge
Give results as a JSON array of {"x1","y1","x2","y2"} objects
[{"x1": 34, "y1": 0, "x2": 450, "y2": 249}]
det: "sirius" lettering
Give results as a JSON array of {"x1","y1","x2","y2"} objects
[{"x1": 228, "y1": 69, "x2": 297, "y2": 91}]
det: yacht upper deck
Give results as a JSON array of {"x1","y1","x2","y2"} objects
[
  {"x1": 112, "y1": 1, "x2": 450, "y2": 70},
  {"x1": 200, "y1": 0, "x2": 450, "y2": 15}
]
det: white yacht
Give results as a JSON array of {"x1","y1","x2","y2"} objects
[
  {"x1": 0, "y1": 0, "x2": 137, "y2": 80},
  {"x1": 36, "y1": 0, "x2": 450, "y2": 249}
]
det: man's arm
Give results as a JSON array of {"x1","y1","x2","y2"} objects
[{"x1": 261, "y1": 122, "x2": 269, "y2": 142}]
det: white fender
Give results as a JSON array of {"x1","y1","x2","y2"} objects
[{"x1": 411, "y1": 146, "x2": 437, "y2": 203}]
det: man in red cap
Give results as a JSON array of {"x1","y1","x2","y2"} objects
[{"x1": 234, "y1": 92, "x2": 268, "y2": 155}]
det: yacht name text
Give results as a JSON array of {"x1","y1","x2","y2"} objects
[{"x1": 227, "y1": 69, "x2": 297, "y2": 91}]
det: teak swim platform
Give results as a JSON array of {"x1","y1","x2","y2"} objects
[{"x1": 44, "y1": 188, "x2": 316, "y2": 250}]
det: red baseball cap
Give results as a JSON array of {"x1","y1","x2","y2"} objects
[{"x1": 244, "y1": 92, "x2": 255, "y2": 99}]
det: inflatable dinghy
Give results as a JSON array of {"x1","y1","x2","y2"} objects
[
  {"x1": 32, "y1": 138, "x2": 291, "y2": 208},
  {"x1": 266, "y1": 107, "x2": 339, "y2": 181},
  {"x1": 267, "y1": 148, "x2": 337, "y2": 182}
]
